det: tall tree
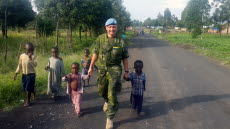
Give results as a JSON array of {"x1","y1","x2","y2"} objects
[
  {"x1": 164, "y1": 8, "x2": 172, "y2": 28},
  {"x1": 183, "y1": 0, "x2": 211, "y2": 38},
  {"x1": 156, "y1": 13, "x2": 164, "y2": 26},
  {"x1": 212, "y1": 8, "x2": 225, "y2": 36}
]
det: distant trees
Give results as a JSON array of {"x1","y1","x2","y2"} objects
[
  {"x1": 143, "y1": 17, "x2": 152, "y2": 28},
  {"x1": 212, "y1": 0, "x2": 230, "y2": 34},
  {"x1": 142, "y1": 9, "x2": 178, "y2": 29},
  {"x1": 131, "y1": 20, "x2": 142, "y2": 27},
  {"x1": 33, "y1": 0, "x2": 131, "y2": 47},
  {"x1": 0, "y1": 0, "x2": 35, "y2": 38}
]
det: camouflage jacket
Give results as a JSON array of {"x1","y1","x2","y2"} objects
[{"x1": 92, "y1": 33, "x2": 129, "y2": 69}]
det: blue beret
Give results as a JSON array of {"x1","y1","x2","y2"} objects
[{"x1": 105, "y1": 18, "x2": 117, "y2": 26}]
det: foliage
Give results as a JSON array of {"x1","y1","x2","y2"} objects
[
  {"x1": 212, "y1": 0, "x2": 230, "y2": 34},
  {"x1": 182, "y1": 0, "x2": 211, "y2": 38},
  {"x1": 164, "y1": 8, "x2": 173, "y2": 27},
  {"x1": 131, "y1": 20, "x2": 142, "y2": 27},
  {"x1": 37, "y1": 16, "x2": 55, "y2": 37},
  {"x1": 0, "y1": 0, "x2": 35, "y2": 37},
  {"x1": 143, "y1": 17, "x2": 152, "y2": 28}
]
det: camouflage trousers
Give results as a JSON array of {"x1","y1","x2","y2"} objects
[{"x1": 97, "y1": 66, "x2": 122, "y2": 119}]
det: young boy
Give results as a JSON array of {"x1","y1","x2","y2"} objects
[
  {"x1": 14, "y1": 42, "x2": 37, "y2": 107},
  {"x1": 126, "y1": 60, "x2": 146, "y2": 115},
  {"x1": 80, "y1": 49, "x2": 91, "y2": 86},
  {"x1": 63, "y1": 63, "x2": 88, "y2": 117}
]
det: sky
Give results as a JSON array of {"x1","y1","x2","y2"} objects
[{"x1": 123, "y1": 0, "x2": 213, "y2": 22}]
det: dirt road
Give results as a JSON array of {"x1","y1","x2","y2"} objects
[{"x1": 1, "y1": 34, "x2": 230, "y2": 129}]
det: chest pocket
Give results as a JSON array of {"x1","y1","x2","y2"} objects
[{"x1": 100, "y1": 41, "x2": 122, "y2": 63}]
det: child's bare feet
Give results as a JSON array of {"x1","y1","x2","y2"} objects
[
  {"x1": 24, "y1": 102, "x2": 31, "y2": 107},
  {"x1": 77, "y1": 112, "x2": 83, "y2": 117}
]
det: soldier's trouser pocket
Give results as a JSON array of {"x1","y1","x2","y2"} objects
[{"x1": 97, "y1": 70, "x2": 108, "y2": 100}]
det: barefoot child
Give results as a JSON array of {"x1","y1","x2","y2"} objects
[
  {"x1": 62, "y1": 62, "x2": 88, "y2": 117},
  {"x1": 80, "y1": 49, "x2": 91, "y2": 86},
  {"x1": 14, "y1": 42, "x2": 37, "y2": 107},
  {"x1": 45, "y1": 47, "x2": 65, "y2": 98},
  {"x1": 126, "y1": 60, "x2": 146, "y2": 115}
]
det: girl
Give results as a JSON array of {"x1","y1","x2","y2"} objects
[{"x1": 45, "y1": 47, "x2": 65, "y2": 98}]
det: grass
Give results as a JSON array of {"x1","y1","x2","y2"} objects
[
  {"x1": 0, "y1": 29, "x2": 134, "y2": 111},
  {"x1": 151, "y1": 31, "x2": 230, "y2": 67}
]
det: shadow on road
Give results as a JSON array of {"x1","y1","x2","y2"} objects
[
  {"x1": 128, "y1": 34, "x2": 170, "y2": 48},
  {"x1": 114, "y1": 94, "x2": 230, "y2": 129}
]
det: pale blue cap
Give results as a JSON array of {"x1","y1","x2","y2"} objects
[{"x1": 105, "y1": 18, "x2": 117, "y2": 26}]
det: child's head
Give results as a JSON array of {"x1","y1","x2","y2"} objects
[
  {"x1": 84, "y1": 49, "x2": 90, "y2": 57},
  {"x1": 51, "y1": 47, "x2": 59, "y2": 57},
  {"x1": 72, "y1": 62, "x2": 80, "y2": 74},
  {"x1": 25, "y1": 42, "x2": 34, "y2": 53},
  {"x1": 134, "y1": 60, "x2": 143, "y2": 73}
]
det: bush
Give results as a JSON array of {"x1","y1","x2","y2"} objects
[{"x1": 191, "y1": 27, "x2": 202, "y2": 38}]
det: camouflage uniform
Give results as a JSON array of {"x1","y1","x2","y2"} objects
[{"x1": 93, "y1": 33, "x2": 129, "y2": 119}]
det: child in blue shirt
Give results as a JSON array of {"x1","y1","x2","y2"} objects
[{"x1": 126, "y1": 60, "x2": 146, "y2": 115}]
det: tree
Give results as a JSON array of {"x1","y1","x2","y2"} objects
[
  {"x1": 212, "y1": 0, "x2": 230, "y2": 34},
  {"x1": 0, "y1": 0, "x2": 35, "y2": 38},
  {"x1": 156, "y1": 13, "x2": 164, "y2": 26},
  {"x1": 164, "y1": 8, "x2": 173, "y2": 28},
  {"x1": 143, "y1": 17, "x2": 152, "y2": 28},
  {"x1": 183, "y1": 0, "x2": 211, "y2": 38},
  {"x1": 111, "y1": 0, "x2": 131, "y2": 33},
  {"x1": 131, "y1": 20, "x2": 142, "y2": 27},
  {"x1": 212, "y1": 8, "x2": 225, "y2": 36}
]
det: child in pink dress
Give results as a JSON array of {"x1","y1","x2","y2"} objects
[{"x1": 62, "y1": 62, "x2": 88, "y2": 117}]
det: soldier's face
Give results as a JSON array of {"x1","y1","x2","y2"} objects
[
  {"x1": 106, "y1": 25, "x2": 118, "y2": 38},
  {"x1": 72, "y1": 64, "x2": 79, "y2": 74}
]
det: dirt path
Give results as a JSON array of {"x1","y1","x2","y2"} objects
[{"x1": 1, "y1": 34, "x2": 230, "y2": 129}]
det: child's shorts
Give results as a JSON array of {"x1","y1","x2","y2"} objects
[{"x1": 22, "y1": 73, "x2": 36, "y2": 92}]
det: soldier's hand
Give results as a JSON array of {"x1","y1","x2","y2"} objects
[
  {"x1": 123, "y1": 73, "x2": 128, "y2": 80},
  {"x1": 88, "y1": 67, "x2": 93, "y2": 76}
]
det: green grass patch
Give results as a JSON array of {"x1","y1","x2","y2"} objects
[{"x1": 151, "y1": 32, "x2": 230, "y2": 66}]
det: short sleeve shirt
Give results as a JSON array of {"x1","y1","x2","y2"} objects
[{"x1": 128, "y1": 71, "x2": 146, "y2": 96}]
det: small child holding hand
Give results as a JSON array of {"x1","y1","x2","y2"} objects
[{"x1": 126, "y1": 60, "x2": 146, "y2": 115}]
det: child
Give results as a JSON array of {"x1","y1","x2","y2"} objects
[
  {"x1": 45, "y1": 47, "x2": 65, "y2": 98},
  {"x1": 126, "y1": 60, "x2": 146, "y2": 115},
  {"x1": 62, "y1": 62, "x2": 88, "y2": 117},
  {"x1": 14, "y1": 42, "x2": 37, "y2": 107},
  {"x1": 80, "y1": 49, "x2": 91, "y2": 86}
]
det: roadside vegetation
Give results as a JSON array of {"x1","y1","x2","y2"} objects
[
  {"x1": 152, "y1": 31, "x2": 230, "y2": 67},
  {"x1": 0, "y1": 29, "x2": 134, "y2": 111},
  {"x1": 0, "y1": 0, "x2": 134, "y2": 111}
]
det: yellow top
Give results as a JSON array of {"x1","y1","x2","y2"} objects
[{"x1": 15, "y1": 53, "x2": 37, "y2": 74}]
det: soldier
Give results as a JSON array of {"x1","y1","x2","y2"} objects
[{"x1": 88, "y1": 18, "x2": 129, "y2": 129}]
